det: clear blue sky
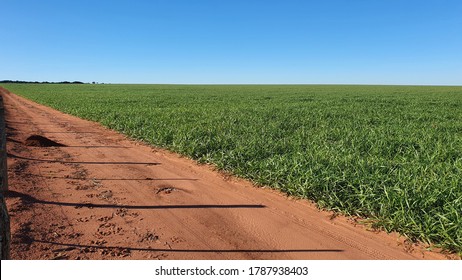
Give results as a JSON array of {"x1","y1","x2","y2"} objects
[{"x1": 1, "y1": 0, "x2": 461, "y2": 84}]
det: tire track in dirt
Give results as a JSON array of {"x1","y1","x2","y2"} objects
[{"x1": 2, "y1": 89, "x2": 454, "y2": 260}]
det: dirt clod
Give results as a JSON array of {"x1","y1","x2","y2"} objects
[{"x1": 25, "y1": 135, "x2": 66, "y2": 147}]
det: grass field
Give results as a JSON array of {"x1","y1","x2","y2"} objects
[{"x1": 3, "y1": 83, "x2": 462, "y2": 254}]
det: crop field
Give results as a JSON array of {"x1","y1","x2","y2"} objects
[{"x1": 3, "y1": 83, "x2": 462, "y2": 254}]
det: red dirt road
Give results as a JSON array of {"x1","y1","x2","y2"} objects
[{"x1": 2, "y1": 90, "x2": 453, "y2": 260}]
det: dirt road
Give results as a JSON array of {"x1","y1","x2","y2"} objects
[{"x1": 2, "y1": 89, "x2": 451, "y2": 260}]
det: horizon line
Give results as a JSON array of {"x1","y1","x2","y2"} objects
[{"x1": 1, "y1": 80, "x2": 461, "y2": 87}]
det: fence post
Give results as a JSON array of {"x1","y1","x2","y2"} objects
[
  {"x1": 0, "y1": 193, "x2": 10, "y2": 259},
  {"x1": 0, "y1": 94, "x2": 11, "y2": 259},
  {"x1": 0, "y1": 96, "x2": 7, "y2": 192}
]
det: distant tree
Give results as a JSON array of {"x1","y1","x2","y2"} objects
[{"x1": 0, "y1": 80, "x2": 87, "y2": 84}]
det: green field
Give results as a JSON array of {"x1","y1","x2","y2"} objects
[{"x1": 3, "y1": 83, "x2": 462, "y2": 254}]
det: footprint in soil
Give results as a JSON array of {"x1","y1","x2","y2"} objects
[
  {"x1": 74, "y1": 179, "x2": 102, "y2": 191},
  {"x1": 115, "y1": 208, "x2": 128, "y2": 217},
  {"x1": 66, "y1": 169, "x2": 88, "y2": 180},
  {"x1": 75, "y1": 183, "x2": 96, "y2": 191},
  {"x1": 114, "y1": 208, "x2": 140, "y2": 218},
  {"x1": 100, "y1": 248, "x2": 131, "y2": 258},
  {"x1": 77, "y1": 217, "x2": 91, "y2": 223},
  {"x1": 170, "y1": 236, "x2": 185, "y2": 244},
  {"x1": 12, "y1": 160, "x2": 29, "y2": 174},
  {"x1": 91, "y1": 239, "x2": 108, "y2": 246},
  {"x1": 155, "y1": 184, "x2": 176, "y2": 195},
  {"x1": 97, "y1": 223, "x2": 122, "y2": 236},
  {"x1": 98, "y1": 190, "x2": 113, "y2": 200},
  {"x1": 97, "y1": 216, "x2": 113, "y2": 222},
  {"x1": 138, "y1": 231, "x2": 159, "y2": 243}
]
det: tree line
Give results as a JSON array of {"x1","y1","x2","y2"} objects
[{"x1": 0, "y1": 80, "x2": 85, "y2": 84}]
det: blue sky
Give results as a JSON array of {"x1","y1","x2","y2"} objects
[{"x1": 1, "y1": 0, "x2": 461, "y2": 84}]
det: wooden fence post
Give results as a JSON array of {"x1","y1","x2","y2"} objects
[
  {"x1": 0, "y1": 193, "x2": 10, "y2": 259},
  {"x1": 0, "y1": 94, "x2": 11, "y2": 259}
]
